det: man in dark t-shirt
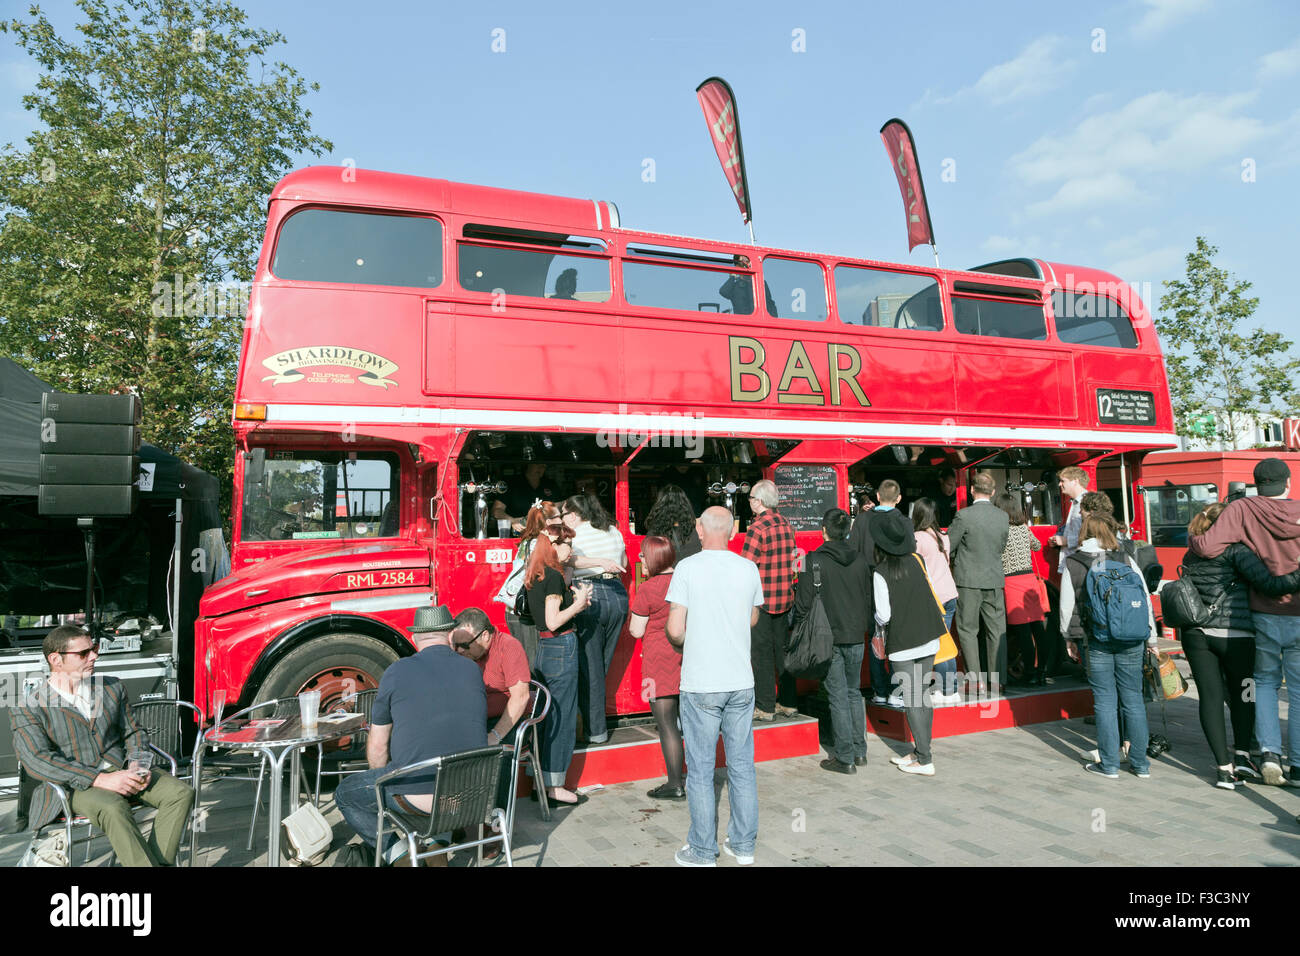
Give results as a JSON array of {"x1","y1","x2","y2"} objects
[{"x1": 335, "y1": 604, "x2": 486, "y2": 865}]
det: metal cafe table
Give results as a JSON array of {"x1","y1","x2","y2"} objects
[{"x1": 190, "y1": 712, "x2": 366, "y2": 867}]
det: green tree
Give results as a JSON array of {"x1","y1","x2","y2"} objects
[
  {"x1": 0, "y1": 0, "x2": 331, "y2": 498},
  {"x1": 1157, "y1": 237, "x2": 1299, "y2": 449}
]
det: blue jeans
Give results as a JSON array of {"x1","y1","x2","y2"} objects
[
  {"x1": 868, "y1": 644, "x2": 892, "y2": 700},
  {"x1": 1086, "y1": 641, "x2": 1150, "y2": 774},
  {"x1": 335, "y1": 766, "x2": 416, "y2": 856},
  {"x1": 1252, "y1": 613, "x2": 1300, "y2": 760},
  {"x1": 680, "y1": 688, "x2": 759, "y2": 858},
  {"x1": 824, "y1": 643, "x2": 867, "y2": 763},
  {"x1": 934, "y1": 598, "x2": 958, "y2": 693},
  {"x1": 575, "y1": 579, "x2": 628, "y2": 742},
  {"x1": 536, "y1": 631, "x2": 580, "y2": 787}
]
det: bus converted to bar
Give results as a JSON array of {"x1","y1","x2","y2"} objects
[{"x1": 195, "y1": 166, "x2": 1178, "y2": 758}]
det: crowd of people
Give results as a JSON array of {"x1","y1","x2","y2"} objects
[{"x1": 10, "y1": 459, "x2": 1296, "y2": 868}]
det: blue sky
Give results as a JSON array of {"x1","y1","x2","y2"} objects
[{"x1": 3, "y1": 0, "x2": 1299, "y2": 347}]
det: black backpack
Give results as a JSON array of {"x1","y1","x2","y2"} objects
[{"x1": 785, "y1": 557, "x2": 834, "y2": 680}]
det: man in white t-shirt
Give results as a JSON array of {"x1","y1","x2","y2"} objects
[{"x1": 666, "y1": 506, "x2": 764, "y2": 867}]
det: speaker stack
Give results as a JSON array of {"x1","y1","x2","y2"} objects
[{"x1": 37, "y1": 393, "x2": 143, "y2": 516}]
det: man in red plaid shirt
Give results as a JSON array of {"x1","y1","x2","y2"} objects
[{"x1": 742, "y1": 479, "x2": 798, "y2": 720}]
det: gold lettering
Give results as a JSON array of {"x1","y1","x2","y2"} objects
[
  {"x1": 777, "y1": 341, "x2": 825, "y2": 405},
  {"x1": 730, "y1": 336, "x2": 770, "y2": 402},
  {"x1": 828, "y1": 343, "x2": 870, "y2": 407}
]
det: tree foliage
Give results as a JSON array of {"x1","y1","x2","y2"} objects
[
  {"x1": 1156, "y1": 237, "x2": 1299, "y2": 449},
  {"x1": 0, "y1": 0, "x2": 331, "y2": 496}
]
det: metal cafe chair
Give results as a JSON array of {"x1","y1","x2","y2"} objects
[
  {"x1": 505, "y1": 680, "x2": 552, "y2": 839},
  {"x1": 374, "y1": 746, "x2": 511, "y2": 868},
  {"x1": 130, "y1": 698, "x2": 204, "y2": 784},
  {"x1": 16, "y1": 763, "x2": 102, "y2": 866},
  {"x1": 206, "y1": 697, "x2": 322, "y2": 850},
  {"x1": 317, "y1": 688, "x2": 378, "y2": 798}
]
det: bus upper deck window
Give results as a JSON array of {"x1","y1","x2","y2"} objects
[
  {"x1": 272, "y1": 209, "x2": 443, "y2": 289},
  {"x1": 458, "y1": 243, "x2": 612, "y2": 303},
  {"x1": 1051, "y1": 290, "x2": 1139, "y2": 349},
  {"x1": 833, "y1": 265, "x2": 943, "y2": 331},
  {"x1": 762, "y1": 256, "x2": 827, "y2": 321},
  {"x1": 953, "y1": 296, "x2": 1047, "y2": 341}
]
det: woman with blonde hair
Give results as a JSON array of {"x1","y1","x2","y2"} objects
[
  {"x1": 1059, "y1": 512, "x2": 1157, "y2": 779},
  {"x1": 1179, "y1": 502, "x2": 1300, "y2": 789}
]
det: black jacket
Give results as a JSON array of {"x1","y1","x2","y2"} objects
[
  {"x1": 791, "y1": 540, "x2": 871, "y2": 645},
  {"x1": 1179, "y1": 544, "x2": 1300, "y2": 633}
]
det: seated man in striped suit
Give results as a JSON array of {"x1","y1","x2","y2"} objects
[{"x1": 10, "y1": 626, "x2": 194, "y2": 866}]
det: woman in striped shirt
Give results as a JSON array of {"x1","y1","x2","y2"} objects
[
  {"x1": 995, "y1": 491, "x2": 1047, "y2": 686},
  {"x1": 561, "y1": 493, "x2": 629, "y2": 745}
]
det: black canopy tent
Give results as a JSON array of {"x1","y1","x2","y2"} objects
[{"x1": 0, "y1": 358, "x2": 223, "y2": 688}]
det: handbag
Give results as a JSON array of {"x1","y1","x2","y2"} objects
[
  {"x1": 281, "y1": 802, "x2": 332, "y2": 866},
  {"x1": 19, "y1": 829, "x2": 69, "y2": 867},
  {"x1": 785, "y1": 557, "x2": 833, "y2": 680},
  {"x1": 1159, "y1": 570, "x2": 1211, "y2": 629},
  {"x1": 913, "y1": 554, "x2": 957, "y2": 664}
]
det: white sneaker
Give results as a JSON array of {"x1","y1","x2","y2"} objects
[
  {"x1": 1262, "y1": 759, "x2": 1286, "y2": 786},
  {"x1": 887, "y1": 694, "x2": 904, "y2": 708},
  {"x1": 889, "y1": 752, "x2": 916, "y2": 766},
  {"x1": 871, "y1": 695, "x2": 888, "y2": 705},
  {"x1": 898, "y1": 760, "x2": 935, "y2": 776},
  {"x1": 942, "y1": 692, "x2": 963, "y2": 705},
  {"x1": 722, "y1": 839, "x2": 754, "y2": 865}
]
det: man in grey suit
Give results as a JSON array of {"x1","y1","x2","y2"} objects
[{"x1": 947, "y1": 472, "x2": 1010, "y2": 693}]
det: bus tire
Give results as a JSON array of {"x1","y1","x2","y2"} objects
[{"x1": 255, "y1": 632, "x2": 399, "y2": 711}]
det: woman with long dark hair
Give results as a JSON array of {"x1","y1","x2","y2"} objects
[
  {"x1": 496, "y1": 501, "x2": 565, "y2": 668},
  {"x1": 627, "y1": 535, "x2": 686, "y2": 799},
  {"x1": 872, "y1": 509, "x2": 950, "y2": 775},
  {"x1": 561, "y1": 492, "x2": 629, "y2": 745},
  {"x1": 912, "y1": 497, "x2": 959, "y2": 703},
  {"x1": 994, "y1": 490, "x2": 1048, "y2": 687},
  {"x1": 1180, "y1": 502, "x2": 1300, "y2": 789},
  {"x1": 645, "y1": 484, "x2": 702, "y2": 562},
  {"x1": 524, "y1": 520, "x2": 591, "y2": 805}
]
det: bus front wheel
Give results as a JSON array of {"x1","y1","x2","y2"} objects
[{"x1": 257, "y1": 632, "x2": 399, "y2": 716}]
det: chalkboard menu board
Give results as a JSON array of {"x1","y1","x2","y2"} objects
[{"x1": 774, "y1": 464, "x2": 839, "y2": 531}]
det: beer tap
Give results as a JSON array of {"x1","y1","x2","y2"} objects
[
  {"x1": 707, "y1": 480, "x2": 751, "y2": 515},
  {"x1": 459, "y1": 479, "x2": 507, "y2": 539}
]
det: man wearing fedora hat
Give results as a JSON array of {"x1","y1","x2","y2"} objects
[
  {"x1": 1190, "y1": 458, "x2": 1300, "y2": 786},
  {"x1": 335, "y1": 604, "x2": 486, "y2": 864}
]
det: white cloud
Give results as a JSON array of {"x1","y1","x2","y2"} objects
[
  {"x1": 1108, "y1": 245, "x2": 1185, "y2": 287},
  {"x1": 929, "y1": 36, "x2": 1076, "y2": 107},
  {"x1": 1133, "y1": 0, "x2": 1213, "y2": 38},
  {"x1": 980, "y1": 235, "x2": 1022, "y2": 256},
  {"x1": 1258, "y1": 36, "x2": 1300, "y2": 83},
  {"x1": 1010, "y1": 91, "x2": 1275, "y2": 216}
]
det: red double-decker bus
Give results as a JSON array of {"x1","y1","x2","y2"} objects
[{"x1": 194, "y1": 166, "x2": 1178, "y2": 719}]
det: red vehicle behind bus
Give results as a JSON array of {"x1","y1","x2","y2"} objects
[
  {"x1": 1123, "y1": 450, "x2": 1300, "y2": 579},
  {"x1": 194, "y1": 166, "x2": 1178, "y2": 719}
]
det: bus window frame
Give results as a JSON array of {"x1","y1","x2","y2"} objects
[
  {"x1": 760, "y1": 254, "x2": 831, "y2": 324},
  {"x1": 827, "y1": 260, "x2": 948, "y2": 335},
  {"x1": 267, "y1": 205, "x2": 448, "y2": 292},
  {"x1": 951, "y1": 290, "x2": 1049, "y2": 342},
  {"x1": 454, "y1": 233, "x2": 615, "y2": 307},
  {"x1": 1048, "y1": 289, "x2": 1142, "y2": 351}
]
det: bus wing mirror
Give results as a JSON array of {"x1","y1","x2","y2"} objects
[{"x1": 247, "y1": 447, "x2": 266, "y2": 487}]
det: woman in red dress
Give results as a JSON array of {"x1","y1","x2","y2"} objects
[{"x1": 627, "y1": 535, "x2": 684, "y2": 800}]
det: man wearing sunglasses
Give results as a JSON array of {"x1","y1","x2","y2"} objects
[{"x1": 10, "y1": 625, "x2": 195, "y2": 866}]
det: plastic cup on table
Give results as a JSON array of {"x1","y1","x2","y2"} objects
[
  {"x1": 127, "y1": 749, "x2": 153, "y2": 780},
  {"x1": 298, "y1": 689, "x2": 321, "y2": 730}
]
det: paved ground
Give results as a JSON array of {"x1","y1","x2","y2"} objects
[{"x1": 3, "y1": 671, "x2": 1298, "y2": 867}]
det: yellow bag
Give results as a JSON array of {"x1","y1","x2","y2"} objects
[{"x1": 914, "y1": 554, "x2": 958, "y2": 664}]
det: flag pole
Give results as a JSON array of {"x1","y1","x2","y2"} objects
[
  {"x1": 748, "y1": 221, "x2": 756, "y2": 245},
  {"x1": 932, "y1": 244, "x2": 940, "y2": 268}
]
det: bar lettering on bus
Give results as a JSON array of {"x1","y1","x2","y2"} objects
[{"x1": 729, "y1": 336, "x2": 870, "y2": 407}]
